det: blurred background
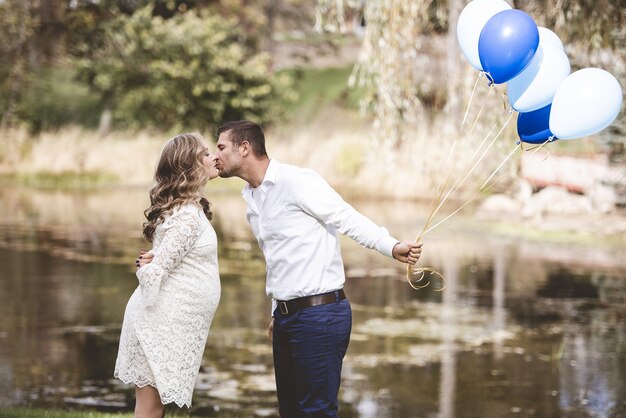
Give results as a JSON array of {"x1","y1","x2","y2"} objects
[{"x1": 0, "y1": 0, "x2": 624, "y2": 417}]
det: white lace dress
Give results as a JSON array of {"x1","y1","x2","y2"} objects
[{"x1": 114, "y1": 203, "x2": 221, "y2": 408}]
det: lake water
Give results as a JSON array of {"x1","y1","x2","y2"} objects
[{"x1": 0, "y1": 186, "x2": 624, "y2": 417}]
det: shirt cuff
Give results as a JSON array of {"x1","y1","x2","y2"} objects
[
  {"x1": 271, "y1": 299, "x2": 277, "y2": 316},
  {"x1": 378, "y1": 235, "x2": 400, "y2": 258}
]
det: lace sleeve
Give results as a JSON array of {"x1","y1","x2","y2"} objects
[{"x1": 136, "y1": 208, "x2": 202, "y2": 308}]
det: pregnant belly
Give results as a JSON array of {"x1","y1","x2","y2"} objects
[{"x1": 160, "y1": 272, "x2": 220, "y2": 306}]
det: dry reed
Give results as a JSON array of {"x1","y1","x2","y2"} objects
[{"x1": 0, "y1": 93, "x2": 518, "y2": 200}]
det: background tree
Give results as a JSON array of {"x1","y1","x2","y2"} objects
[
  {"x1": 76, "y1": 5, "x2": 294, "y2": 132},
  {"x1": 0, "y1": 0, "x2": 38, "y2": 130},
  {"x1": 0, "y1": 0, "x2": 310, "y2": 132},
  {"x1": 315, "y1": 0, "x2": 625, "y2": 150},
  {"x1": 316, "y1": 0, "x2": 452, "y2": 147}
]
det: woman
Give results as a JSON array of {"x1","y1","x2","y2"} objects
[{"x1": 114, "y1": 133, "x2": 221, "y2": 417}]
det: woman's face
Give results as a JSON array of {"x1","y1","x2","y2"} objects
[{"x1": 202, "y1": 148, "x2": 219, "y2": 180}]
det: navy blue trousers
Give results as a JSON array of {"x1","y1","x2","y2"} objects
[{"x1": 272, "y1": 292, "x2": 352, "y2": 418}]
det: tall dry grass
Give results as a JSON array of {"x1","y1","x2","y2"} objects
[
  {"x1": 0, "y1": 127, "x2": 166, "y2": 185},
  {"x1": 269, "y1": 85, "x2": 519, "y2": 200},
  {"x1": 0, "y1": 86, "x2": 518, "y2": 200}
]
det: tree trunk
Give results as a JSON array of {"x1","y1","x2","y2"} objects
[
  {"x1": 98, "y1": 108, "x2": 112, "y2": 137},
  {"x1": 265, "y1": 0, "x2": 280, "y2": 72}
]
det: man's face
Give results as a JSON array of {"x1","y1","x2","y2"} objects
[{"x1": 215, "y1": 131, "x2": 242, "y2": 178}]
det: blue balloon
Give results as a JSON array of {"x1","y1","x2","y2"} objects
[
  {"x1": 478, "y1": 9, "x2": 540, "y2": 84},
  {"x1": 517, "y1": 104, "x2": 557, "y2": 144}
]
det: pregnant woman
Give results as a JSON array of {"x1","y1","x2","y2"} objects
[{"x1": 114, "y1": 133, "x2": 221, "y2": 417}]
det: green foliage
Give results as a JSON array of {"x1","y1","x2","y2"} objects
[
  {"x1": 19, "y1": 68, "x2": 102, "y2": 133},
  {"x1": 286, "y1": 65, "x2": 364, "y2": 119},
  {"x1": 76, "y1": 5, "x2": 295, "y2": 131},
  {"x1": 0, "y1": 0, "x2": 37, "y2": 129},
  {"x1": 65, "y1": 1, "x2": 201, "y2": 59}
]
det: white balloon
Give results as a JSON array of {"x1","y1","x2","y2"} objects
[
  {"x1": 457, "y1": 0, "x2": 512, "y2": 70},
  {"x1": 508, "y1": 42, "x2": 571, "y2": 112},
  {"x1": 538, "y1": 27, "x2": 564, "y2": 51},
  {"x1": 550, "y1": 68, "x2": 623, "y2": 140}
]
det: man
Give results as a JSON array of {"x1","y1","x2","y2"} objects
[
  {"x1": 214, "y1": 120, "x2": 421, "y2": 417},
  {"x1": 140, "y1": 120, "x2": 422, "y2": 417}
]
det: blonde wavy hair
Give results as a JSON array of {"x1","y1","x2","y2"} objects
[{"x1": 143, "y1": 133, "x2": 213, "y2": 242}]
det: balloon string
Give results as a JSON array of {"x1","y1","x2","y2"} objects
[
  {"x1": 411, "y1": 82, "x2": 494, "y2": 242},
  {"x1": 406, "y1": 109, "x2": 515, "y2": 291},
  {"x1": 501, "y1": 89, "x2": 509, "y2": 111},
  {"x1": 469, "y1": 76, "x2": 496, "y2": 137},
  {"x1": 423, "y1": 141, "x2": 521, "y2": 235},
  {"x1": 424, "y1": 72, "x2": 494, "y2": 237},
  {"x1": 413, "y1": 142, "x2": 458, "y2": 251},
  {"x1": 427, "y1": 109, "x2": 514, "y2": 224},
  {"x1": 463, "y1": 82, "x2": 502, "y2": 166},
  {"x1": 469, "y1": 93, "x2": 489, "y2": 135},
  {"x1": 466, "y1": 86, "x2": 509, "y2": 174},
  {"x1": 415, "y1": 79, "x2": 493, "y2": 244},
  {"x1": 460, "y1": 72, "x2": 483, "y2": 132},
  {"x1": 406, "y1": 263, "x2": 447, "y2": 291},
  {"x1": 522, "y1": 136, "x2": 554, "y2": 160}
]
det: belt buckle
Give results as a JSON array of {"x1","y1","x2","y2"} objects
[{"x1": 279, "y1": 301, "x2": 289, "y2": 315}]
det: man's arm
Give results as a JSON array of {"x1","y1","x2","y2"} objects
[{"x1": 296, "y1": 170, "x2": 422, "y2": 264}]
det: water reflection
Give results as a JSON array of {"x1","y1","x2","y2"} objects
[{"x1": 0, "y1": 186, "x2": 625, "y2": 417}]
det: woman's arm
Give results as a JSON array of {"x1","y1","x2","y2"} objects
[{"x1": 135, "y1": 208, "x2": 202, "y2": 308}]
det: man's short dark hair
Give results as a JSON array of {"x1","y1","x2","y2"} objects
[{"x1": 216, "y1": 120, "x2": 267, "y2": 158}]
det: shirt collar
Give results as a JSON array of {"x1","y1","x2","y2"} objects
[
  {"x1": 262, "y1": 158, "x2": 278, "y2": 185},
  {"x1": 242, "y1": 159, "x2": 278, "y2": 199}
]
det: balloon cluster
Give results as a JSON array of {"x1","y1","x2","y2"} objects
[{"x1": 457, "y1": 0, "x2": 623, "y2": 144}]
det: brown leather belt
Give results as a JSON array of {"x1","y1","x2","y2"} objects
[{"x1": 277, "y1": 289, "x2": 346, "y2": 315}]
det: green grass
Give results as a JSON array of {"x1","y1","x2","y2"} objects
[
  {"x1": 284, "y1": 65, "x2": 365, "y2": 120},
  {"x1": 0, "y1": 408, "x2": 133, "y2": 418},
  {"x1": 0, "y1": 171, "x2": 119, "y2": 188},
  {"x1": 274, "y1": 31, "x2": 359, "y2": 45}
]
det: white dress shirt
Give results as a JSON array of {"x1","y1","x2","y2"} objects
[{"x1": 242, "y1": 159, "x2": 398, "y2": 308}]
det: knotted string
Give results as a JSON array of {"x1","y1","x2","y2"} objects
[{"x1": 520, "y1": 136, "x2": 555, "y2": 160}]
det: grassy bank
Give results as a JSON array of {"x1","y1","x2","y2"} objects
[
  {"x1": 0, "y1": 407, "x2": 249, "y2": 418},
  {"x1": 0, "y1": 408, "x2": 132, "y2": 418}
]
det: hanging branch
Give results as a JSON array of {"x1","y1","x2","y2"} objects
[{"x1": 315, "y1": 0, "x2": 448, "y2": 146}]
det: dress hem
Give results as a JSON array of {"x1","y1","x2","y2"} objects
[{"x1": 113, "y1": 371, "x2": 192, "y2": 408}]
